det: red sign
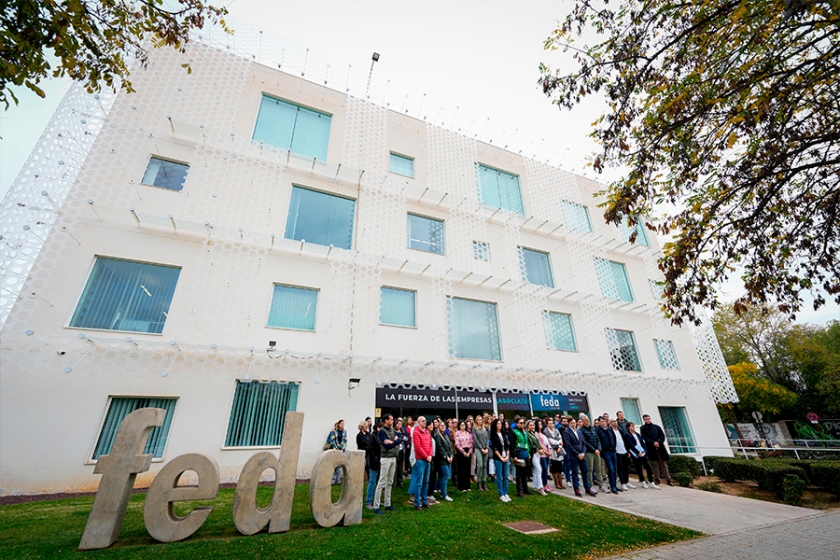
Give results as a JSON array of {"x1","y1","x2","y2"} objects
[{"x1": 807, "y1": 412, "x2": 819, "y2": 424}]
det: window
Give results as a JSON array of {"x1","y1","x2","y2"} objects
[
  {"x1": 562, "y1": 201, "x2": 593, "y2": 233},
  {"x1": 658, "y1": 406, "x2": 697, "y2": 454},
  {"x1": 620, "y1": 398, "x2": 642, "y2": 426},
  {"x1": 473, "y1": 241, "x2": 491, "y2": 261},
  {"x1": 92, "y1": 397, "x2": 177, "y2": 460},
  {"x1": 519, "y1": 247, "x2": 554, "y2": 288},
  {"x1": 650, "y1": 279, "x2": 665, "y2": 301},
  {"x1": 141, "y1": 157, "x2": 189, "y2": 191},
  {"x1": 448, "y1": 297, "x2": 502, "y2": 361},
  {"x1": 407, "y1": 213, "x2": 445, "y2": 254},
  {"x1": 543, "y1": 311, "x2": 576, "y2": 351},
  {"x1": 389, "y1": 153, "x2": 415, "y2": 178},
  {"x1": 285, "y1": 186, "x2": 356, "y2": 250},
  {"x1": 619, "y1": 216, "x2": 649, "y2": 246},
  {"x1": 654, "y1": 339, "x2": 680, "y2": 370},
  {"x1": 225, "y1": 381, "x2": 299, "y2": 447},
  {"x1": 607, "y1": 329, "x2": 642, "y2": 371},
  {"x1": 70, "y1": 258, "x2": 180, "y2": 334},
  {"x1": 252, "y1": 95, "x2": 331, "y2": 160},
  {"x1": 267, "y1": 285, "x2": 318, "y2": 331},
  {"x1": 380, "y1": 287, "x2": 416, "y2": 327},
  {"x1": 477, "y1": 164, "x2": 524, "y2": 215},
  {"x1": 595, "y1": 259, "x2": 634, "y2": 302}
]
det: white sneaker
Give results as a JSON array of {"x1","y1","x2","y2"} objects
[
  {"x1": 444, "y1": 496, "x2": 453, "y2": 502},
  {"x1": 627, "y1": 483, "x2": 637, "y2": 489},
  {"x1": 621, "y1": 484, "x2": 628, "y2": 491},
  {"x1": 504, "y1": 494, "x2": 511, "y2": 502},
  {"x1": 500, "y1": 495, "x2": 508, "y2": 502},
  {"x1": 642, "y1": 481, "x2": 649, "y2": 489},
  {"x1": 599, "y1": 486, "x2": 608, "y2": 493},
  {"x1": 651, "y1": 483, "x2": 661, "y2": 490}
]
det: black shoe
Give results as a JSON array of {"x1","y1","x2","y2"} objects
[
  {"x1": 574, "y1": 490, "x2": 582, "y2": 497},
  {"x1": 422, "y1": 504, "x2": 431, "y2": 509},
  {"x1": 517, "y1": 493, "x2": 524, "y2": 498},
  {"x1": 374, "y1": 508, "x2": 385, "y2": 515},
  {"x1": 414, "y1": 506, "x2": 422, "y2": 511},
  {"x1": 611, "y1": 490, "x2": 619, "y2": 494},
  {"x1": 385, "y1": 505, "x2": 396, "y2": 511}
]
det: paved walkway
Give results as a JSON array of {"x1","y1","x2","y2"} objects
[
  {"x1": 558, "y1": 483, "x2": 820, "y2": 534},
  {"x1": 604, "y1": 510, "x2": 840, "y2": 559}
]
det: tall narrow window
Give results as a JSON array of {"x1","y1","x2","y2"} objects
[
  {"x1": 654, "y1": 339, "x2": 680, "y2": 370},
  {"x1": 93, "y1": 397, "x2": 177, "y2": 459},
  {"x1": 389, "y1": 153, "x2": 415, "y2": 178},
  {"x1": 595, "y1": 259, "x2": 634, "y2": 302},
  {"x1": 407, "y1": 213, "x2": 445, "y2": 254},
  {"x1": 658, "y1": 406, "x2": 697, "y2": 453},
  {"x1": 477, "y1": 164, "x2": 524, "y2": 215},
  {"x1": 606, "y1": 328, "x2": 642, "y2": 371},
  {"x1": 252, "y1": 95, "x2": 331, "y2": 160},
  {"x1": 519, "y1": 247, "x2": 554, "y2": 288},
  {"x1": 225, "y1": 381, "x2": 299, "y2": 447},
  {"x1": 70, "y1": 258, "x2": 180, "y2": 334},
  {"x1": 650, "y1": 279, "x2": 665, "y2": 301},
  {"x1": 380, "y1": 287, "x2": 416, "y2": 327},
  {"x1": 619, "y1": 216, "x2": 649, "y2": 246},
  {"x1": 620, "y1": 398, "x2": 642, "y2": 426},
  {"x1": 285, "y1": 186, "x2": 356, "y2": 250},
  {"x1": 543, "y1": 311, "x2": 576, "y2": 351},
  {"x1": 562, "y1": 201, "x2": 593, "y2": 233},
  {"x1": 448, "y1": 297, "x2": 502, "y2": 361},
  {"x1": 141, "y1": 157, "x2": 189, "y2": 191},
  {"x1": 267, "y1": 285, "x2": 318, "y2": 331}
]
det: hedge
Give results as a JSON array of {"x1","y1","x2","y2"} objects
[
  {"x1": 713, "y1": 458, "x2": 806, "y2": 499},
  {"x1": 761, "y1": 458, "x2": 840, "y2": 498},
  {"x1": 669, "y1": 455, "x2": 701, "y2": 478},
  {"x1": 702, "y1": 455, "x2": 729, "y2": 475}
]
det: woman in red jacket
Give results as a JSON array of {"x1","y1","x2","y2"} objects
[{"x1": 410, "y1": 416, "x2": 433, "y2": 510}]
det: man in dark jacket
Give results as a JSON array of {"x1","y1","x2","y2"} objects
[
  {"x1": 373, "y1": 414, "x2": 400, "y2": 514},
  {"x1": 365, "y1": 421, "x2": 382, "y2": 508},
  {"x1": 596, "y1": 417, "x2": 619, "y2": 494},
  {"x1": 640, "y1": 414, "x2": 673, "y2": 486},
  {"x1": 577, "y1": 415, "x2": 603, "y2": 492},
  {"x1": 562, "y1": 418, "x2": 595, "y2": 497}
]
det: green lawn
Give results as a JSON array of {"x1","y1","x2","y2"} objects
[{"x1": 0, "y1": 483, "x2": 700, "y2": 559}]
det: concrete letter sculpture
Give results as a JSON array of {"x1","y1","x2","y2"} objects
[
  {"x1": 143, "y1": 453, "x2": 220, "y2": 542},
  {"x1": 232, "y1": 411, "x2": 303, "y2": 535},
  {"x1": 309, "y1": 449, "x2": 365, "y2": 527},
  {"x1": 78, "y1": 407, "x2": 165, "y2": 550}
]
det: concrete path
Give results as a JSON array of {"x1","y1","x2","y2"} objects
[
  {"x1": 603, "y1": 509, "x2": 840, "y2": 559},
  {"x1": 556, "y1": 484, "x2": 821, "y2": 535}
]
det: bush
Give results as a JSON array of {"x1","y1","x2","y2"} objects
[
  {"x1": 783, "y1": 474, "x2": 807, "y2": 505},
  {"x1": 714, "y1": 458, "x2": 752, "y2": 482},
  {"x1": 703, "y1": 455, "x2": 730, "y2": 476},
  {"x1": 697, "y1": 480, "x2": 723, "y2": 493},
  {"x1": 670, "y1": 455, "x2": 702, "y2": 478},
  {"x1": 713, "y1": 458, "x2": 807, "y2": 498},
  {"x1": 673, "y1": 472, "x2": 694, "y2": 487},
  {"x1": 808, "y1": 462, "x2": 840, "y2": 498}
]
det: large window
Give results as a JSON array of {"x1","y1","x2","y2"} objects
[
  {"x1": 562, "y1": 201, "x2": 593, "y2": 233},
  {"x1": 619, "y1": 216, "x2": 649, "y2": 246},
  {"x1": 141, "y1": 157, "x2": 189, "y2": 192},
  {"x1": 654, "y1": 339, "x2": 680, "y2": 370},
  {"x1": 285, "y1": 186, "x2": 356, "y2": 250},
  {"x1": 267, "y1": 285, "x2": 318, "y2": 331},
  {"x1": 70, "y1": 258, "x2": 180, "y2": 334},
  {"x1": 543, "y1": 311, "x2": 576, "y2": 351},
  {"x1": 520, "y1": 247, "x2": 554, "y2": 287},
  {"x1": 658, "y1": 406, "x2": 697, "y2": 454},
  {"x1": 380, "y1": 287, "x2": 416, "y2": 327},
  {"x1": 448, "y1": 297, "x2": 502, "y2": 361},
  {"x1": 389, "y1": 153, "x2": 415, "y2": 178},
  {"x1": 92, "y1": 397, "x2": 177, "y2": 460},
  {"x1": 225, "y1": 381, "x2": 299, "y2": 447},
  {"x1": 607, "y1": 328, "x2": 642, "y2": 371},
  {"x1": 596, "y1": 259, "x2": 634, "y2": 302},
  {"x1": 477, "y1": 164, "x2": 524, "y2": 215},
  {"x1": 620, "y1": 398, "x2": 642, "y2": 426},
  {"x1": 407, "y1": 213, "x2": 445, "y2": 255},
  {"x1": 252, "y1": 95, "x2": 331, "y2": 160}
]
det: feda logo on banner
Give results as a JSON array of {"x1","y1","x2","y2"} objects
[{"x1": 78, "y1": 409, "x2": 363, "y2": 550}]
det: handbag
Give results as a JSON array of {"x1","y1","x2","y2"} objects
[{"x1": 323, "y1": 442, "x2": 332, "y2": 451}]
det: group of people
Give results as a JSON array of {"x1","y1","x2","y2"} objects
[{"x1": 327, "y1": 409, "x2": 674, "y2": 513}]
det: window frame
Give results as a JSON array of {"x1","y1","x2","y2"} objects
[
  {"x1": 597, "y1": 259, "x2": 635, "y2": 303},
  {"x1": 654, "y1": 339, "x2": 681, "y2": 370},
  {"x1": 543, "y1": 311, "x2": 578, "y2": 352},
  {"x1": 519, "y1": 246, "x2": 555, "y2": 288},
  {"x1": 389, "y1": 152, "x2": 415, "y2": 178},
  {"x1": 140, "y1": 155, "x2": 190, "y2": 192},
  {"x1": 476, "y1": 163, "x2": 525, "y2": 215},
  {"x1": 562, "y1": 200, "x2": 593, "y2": 233},
  {"x1": 251, "y1": 93, "x2": 333, "y2": 160},
  {"x1": 657, "y1": 406, "x2": 698, "y2": 455},
  {"x1": 407, "y1": 212, "x2": 446, "y2": 255},
  {"x1": 222, "y1": 380, "x2": 301, "y2": 450},
  {"x1": 379, "y1": 286, "x2": 418, "y2": 328},
  {"x1": 86, "y1": 395, "x2": 179, "y2": 464},
  {"x1": 265, "y1": 283, "x2": 320, "y2": 332},
  {"x1": 284, "y1": 184, "x2": 358, "y2": 250},
  {"x1": 447, "y1": 296, "x2": 504, "y2": 362},
  {"x1": 607, "y1": 328, "x2": 644, "y2": 372}
]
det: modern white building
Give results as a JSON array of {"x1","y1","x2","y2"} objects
[{"x1": 0, "y1": 33, "x2": 737, "y2": 495}]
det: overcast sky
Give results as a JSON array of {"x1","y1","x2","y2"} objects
[{"x1": 1, "y1": 0, "x2": 836, "y2": 325}]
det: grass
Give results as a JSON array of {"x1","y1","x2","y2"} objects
[{"x1": 0, "y1": 483, "x2": 700, "y2": 559}]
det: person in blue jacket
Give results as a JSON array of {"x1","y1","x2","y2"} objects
[
  {"x1": 562, "y1": 418, "x2": 596, "y2": 497},
  {"x1": 596, "y1": 417, "x2": 619, "y2": 494}
]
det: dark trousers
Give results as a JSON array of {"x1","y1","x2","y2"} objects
[
  {"x1": 616, "y1": 452, "x2": 630, "y2": 484},
  {"x1": 631, "y1": 454, "x2": 654, "y2": 483},
  {"x1": 602, "y1": 451, "x2": 618, "y2": 491},
  {"x1": 394, "y1": 450, "x2": 404, "y2": 487},
  {"x1": 456, "y1": 453, "x2": 472, "y2": 491},
  {"x1": 514, "y1": 454, "x2": 530, "y2": 495},
  {"x1": 567, "y1": 454, "x2": 591, "y2": 493},
  {"x1": 540, "y1": 457, "x2": 549, "y2": 487},
  {"x1": 404, "y1": 447, "x2": 412, "y2": 474},
  {"x1": 563, "y1": 455, "x2": 573, "y2": 483},
  {"x1": 428, "y1": 460, "x2": 439, "y2": 494}
]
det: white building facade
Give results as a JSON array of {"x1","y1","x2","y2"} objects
[{"x1": 0, "y1": 38, "x2": 737, "y2": 495}]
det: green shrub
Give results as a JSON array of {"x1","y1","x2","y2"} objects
[
  {"x1": 670, "y1": 455, "x2": 701, "y2": 478},
  {"x1": 752, "y1": 464, "x2": 806, "y2": 499},
  {"x1": 673, "y1": 472, "x2": 694, "y2": 487},
  {"x1": 697, "y1": 480, "x2": 723, "y2": 493},
  {"x1": 783, "y1": 474, "x2": 807, "y2": 505},
  {"x1": 808, "y1": 462, "x2": 840, "y2": 497},
  {"x1": 714, "y1": 458, "x2": 752, "y2": 482},
  {"x1": 702, "y1": 455, "x2": 729, "y2": 475}
]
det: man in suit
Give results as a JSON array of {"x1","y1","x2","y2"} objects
[
  {"x1": 562, "y1": 418, "x2": 596, "y2": 497},
  {"x1": 596, "y1": 417, "x2": 619, "y2": 494},
  {"x1": 640, "y1": 414, "x2": 673, "y2": 486},
  {"x1": 578, "y1": 415, "x2": 603, "y2": 492}
]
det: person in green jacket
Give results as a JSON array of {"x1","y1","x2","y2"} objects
[{"x1": 512, "y1": 417, "x2": 532, "y2": 497}]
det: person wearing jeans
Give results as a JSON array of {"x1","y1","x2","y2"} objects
[
  {"x1": 365, "y1": 421, "x2": 382, "y2": 508},
  {"x1": 410, "y1": 416, "x2": 433, "y2": 510},
  {"x1": 578, "y1": 415, "x2": 603, "y2": 492},
  {"x1": 562, "y1": 418, "x2": 595, "y2": 497},
  {"x1": 596, "y1": 417, "x2": 619, "y2": 494},
  {"x1": 490, "y1": 419, "x2": 511, "y2": 501},
  {"x1": 434, "y1": 421, "x2": 453, "y2": 501}
]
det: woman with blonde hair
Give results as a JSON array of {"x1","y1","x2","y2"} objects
[{"x1": 473, "y1": 415, "x2": 490, "y2": 491}]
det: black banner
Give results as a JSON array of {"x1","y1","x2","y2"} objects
[{"x1": 376, "y1": 387, "x2": 493, "y2": 410}]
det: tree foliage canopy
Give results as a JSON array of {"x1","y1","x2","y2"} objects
[
  {"x1": 727, "y1": 362, "x2": 798, "y2": 418},
  {"x1": 540, "y1": 0, "x2": 840, "y2": 325},
  {"x1": 0, "y1": 0, "x2": 228, "y2": 108}
]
